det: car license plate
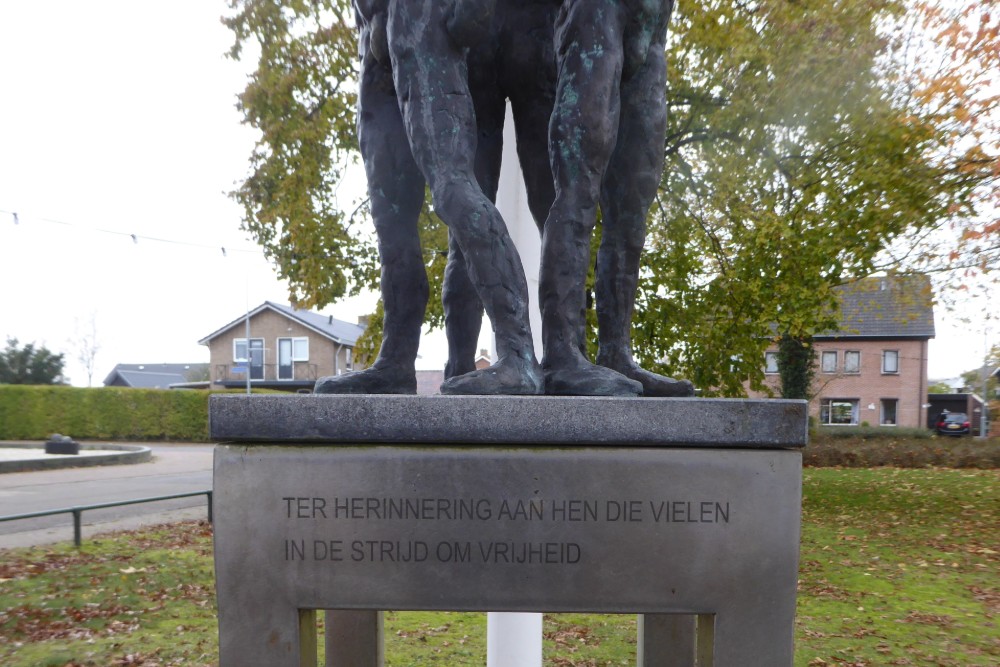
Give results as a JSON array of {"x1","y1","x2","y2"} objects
[{"x1": 948, "y1": 424, "x2": 959, "y2": 429}]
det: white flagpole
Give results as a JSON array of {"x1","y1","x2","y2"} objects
[{"x1": 487, "y1": 101, "x2": 544, "y2": 667}]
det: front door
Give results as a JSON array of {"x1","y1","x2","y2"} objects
[
  {"x1": 248, "y1": 339, "x2": 264, "y2": 380},
  {"x1": 277, "y1": 338, "x2": 293, "y2": 380}
]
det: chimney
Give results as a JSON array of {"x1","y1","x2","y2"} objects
[
  {"x1": 358, "y1": 315, "x2": 370, "y2": 328},
  {"x1": 328, "y1": 315, "x2": 333, "y2": 324}
]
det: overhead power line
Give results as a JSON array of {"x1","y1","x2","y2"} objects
[{"x1": 1, "y1": 208, "x2": 262, "y2": 257}]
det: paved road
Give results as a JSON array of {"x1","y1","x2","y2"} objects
[{"x1": 0, "y1": 443, "x2": 214, "y2": 549}]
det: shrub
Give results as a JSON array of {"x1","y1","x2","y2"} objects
[
  {"x1": 0, "y1": 385, "x2": 209, "y2": 441},
  {"x1": 814, "y1": 425, "x2": 933, "y2": 440},
  {"x1": 805, "y1": 431, "x2": 999, "y2": 469}
]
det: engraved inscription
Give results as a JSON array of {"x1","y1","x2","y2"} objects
[{"x1": 279, "y1": 495, "x2": 732, "y2": 565}]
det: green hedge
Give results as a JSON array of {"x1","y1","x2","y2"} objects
[
  {"x1": 814, "y1": 425, "x2": 934, "y2": 440},
  {"x1": 0, "y1": 385, "x2": 209, "y2": 441},
  {"x1": 804, "y1": 435, "x2": 999, "y2": 468}
]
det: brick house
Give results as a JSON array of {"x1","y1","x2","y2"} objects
[
  {"x1": 199, "y1": 302, "x2": 366, "y2": 392},
  {"x1": 751, "y1": 276, "x2": 935, "y2": 428}
]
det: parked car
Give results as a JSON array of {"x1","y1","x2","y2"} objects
[{"x1": 936, "y1": 412, "x2": 971, "y2": 436}]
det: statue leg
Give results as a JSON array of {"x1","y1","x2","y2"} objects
[
  {"x1": 503, "y1": 0, "x2": 559, "y2": 234},
  {"x1": 596, "y1": 35, "x2": 693, "y2": 397},
  {"x1": 442, "y1": 235, "x2": 483, "y2": 380},
  {"x1": 315, "y1": 56, "x2": 426, "y2": 395},
  {"x1": 540, "y1": 2, "x2": 641, "y2": 396},
  {"x1": 388, "y1": 2, "x2": 542, "y2": 395},
  {"x1": 443, "y1": 46, "x2": 506, "y2": 380},
  {"x1": 445, "y1": 3, "x2": 557, "y2": 380},
  {"x1": 509, "y1": 93, "x2": 556, "y2": 236}
]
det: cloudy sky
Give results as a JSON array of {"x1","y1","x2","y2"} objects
[
  {"x1": 0, "y1": 1, "x2": 993, "y2": 388},
  {"x1": 0, "y1": 0, "x2": 383, "y2": 386}
]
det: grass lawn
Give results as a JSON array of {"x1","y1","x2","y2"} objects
[{"x1": 1, "y1": 468, "x2": 996, "y2": 666}]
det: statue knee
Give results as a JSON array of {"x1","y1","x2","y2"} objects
[
  {"x1": 617, "y1": 225, "x2": 647, "y2": 256},
  {"x1": 550, "y1": 193, "x2": 599, "y2": 233},
  {"x1": 430, "y1": 178, "x2": 480, "y2": 228}
]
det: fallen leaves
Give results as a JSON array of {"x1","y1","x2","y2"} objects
[
  {"x1": 797, "y1": 468, "x2": 998, "y2": 666},
  {"x1": 0, "y1": 602, "x2": 137, "y2": 642},
  {"x1": 544, "y1": 623, "x2": 599, "y2": 651},
  {"x1": 902, "y1": 611, "x2": 955, "y2": 627},
  {"x1": 968, "y1": 585, "x2": 1000, "y2": 613}
]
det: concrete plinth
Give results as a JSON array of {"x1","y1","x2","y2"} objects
[{"x1": 211, "y1": 395, "x2": 806, "y2": 667}]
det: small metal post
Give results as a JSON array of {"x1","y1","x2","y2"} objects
[
  {"x1": 72, "y1": 509, "x2": 82, "y2": 547},
  {"x1": 325, "y1": 610, "x2": 384, "y2": 666},
  {"x1": 207, "y1": 491, "x2": 214, "y2": 524},
  {"x1": 299, "y1": 609, "x2": 318, "y2": 667},
  {"x1": 638, "y1": 614, "x2": 696, "y2": 666},
  {"x1": 981, "y1": 326, "x2": 990, "y2": 439},
  {"x1": 695, "y1": 614, "x2": 716, "y2": 667}
]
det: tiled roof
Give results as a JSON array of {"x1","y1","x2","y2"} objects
[
  {"x1": 198, "y1": 302, "x2": 366, "y2": 346},
  {"x1": 103, "y1": 363, "x2": 209, "y2": 389},
  {"x1": 819, "y1": 275, "x2": 935, "y2": 339},
  {"x1": 265, "y1": 302, "x2": 367, "y2": 345}
]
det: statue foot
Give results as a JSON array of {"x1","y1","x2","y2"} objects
[
  {"x1": 543, "y1": 359, "x2": 643, "y2": 397},
  {"x1": 598, "y1": 357, "x2": 695, "y2": 397},
  {"x1": 314, "y1": 364, "x2": 416, "y2": 395},
  {"x1": 440, "y1": 355, "x2": 544, "y2": 395},
  {"x1": 444, "y1": 357, "x2": 477, "y2": 381}
]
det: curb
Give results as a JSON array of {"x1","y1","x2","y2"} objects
[{"x1": 0, "y1": 443, "x2": 153, "y2": 473}]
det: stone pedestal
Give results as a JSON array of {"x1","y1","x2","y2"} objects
[{"x1": 211, "y1": 395, "x2": 806, "y2": 667}]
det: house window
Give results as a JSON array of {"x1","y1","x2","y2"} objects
[
  {"x1": 292, "y1": 337, "x2": 309, "y2": 361},
  {"x1": 844, "y1": 351, "x2": 860, "y2": 374},
  {"x1": 820, "y1": 399, "x2": 858, "y2": 425},
  {"x1": 880, "y1": 399, "x2": 898, "y2": 426},
  {"x1": 233, "y1": 338, "x2": 263, "y2": 362},
  {"x1": 233, "y1": 338, "x2": 264, "y2": 380},
  {"x1": 882, "y1": 350, "x2": 899, "y2": 374},
  {"x1": 345, "y1": 347, "x2": 353, "y2": 371},
  {"x1": 821, "y1": 351, "x2": 838, "y2": 373},
  {"x1": 765, "y1": 351, "x2": 779, "y2": 374}
]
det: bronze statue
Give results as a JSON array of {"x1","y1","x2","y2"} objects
[
  {"x1": 317, "y1": 0, "x2": 693, "y2": 398},
  {"x1": 315, "y1": 0, "x2": 543, "y2": 396},
  {"x1": 445, "y1": 0, "x2": 693, "y2": 397},
  {"x1": 442, "y1": 0, "x2": 561, "y2": 381},
  {"x1": 539, "y1": 0, "x2": 692, "y2": 396}
]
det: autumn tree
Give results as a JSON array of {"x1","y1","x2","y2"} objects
[
  {"x1": 0, "y1": 338, "x2": 65, "y2": 385},
  {"x1": 225, "y1": 0, "x2": 996, "y2": 393},
  {"x1": 881, "y1": 1, "x2": 999, "y2": 291},
  {"x1": 224, "y1": 0, "x2": 450, "y2": 356},
  {"x1": 224, "y1": 0, "x2": 362, "y2": 309},
  {"x1": 623, "y1": 0, "x2": 977, "y2": 395}
]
